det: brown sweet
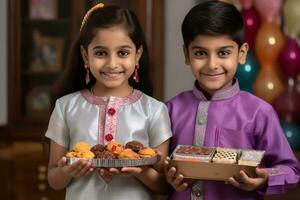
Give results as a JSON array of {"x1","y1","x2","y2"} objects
[
  {"x1": 95, "y1": 150, "x2": 116, "y2": 159},
  {"x1": 176, "y1": 146, "x2": 213, "y2": 155},
  {"x1": 106, "y1": 140, "x2": 124, "y2": 155},
  {"x1": 91, "y1": 144, "x2": 106, "y2": 153},
  {"x1": 125, "y1": 140, "x2": 144, "y2": 152},
  {"x1": 118, "y1": 148, "x2": 141, "y2": 159},
  {"x1": 138, "y1": 147, "x2": 156, "y2": 158}
]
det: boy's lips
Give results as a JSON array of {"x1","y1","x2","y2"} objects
[{"x1": 201, "y1": 72, "x2": 225, "y2": 76}]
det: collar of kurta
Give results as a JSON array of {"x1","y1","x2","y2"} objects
[
  {"x1": 80, "y1": 89, "x2": 142, "y2": 106},
  {"x1": 192, "y1": 78, "x2": 240, "y2": 101}
]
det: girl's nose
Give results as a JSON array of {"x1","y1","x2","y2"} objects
[{"x1": 107, "y1": 54, "x2": 117, "y2": 68}]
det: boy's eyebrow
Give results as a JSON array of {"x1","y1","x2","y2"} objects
[
  {"x1": 92, "y1": 45, "x2": 134, "y2": 50},
  {"x1": 191, "y1": 45, "x2": 235, "y2": 50}
]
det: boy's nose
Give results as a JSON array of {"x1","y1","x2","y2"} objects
[{"x1": 207, "y1": 55, "x2": 219, "y2": 70}]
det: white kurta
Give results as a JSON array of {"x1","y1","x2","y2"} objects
[{"x1": 45, "y1": 89, "x2": 172, "y2": 200}]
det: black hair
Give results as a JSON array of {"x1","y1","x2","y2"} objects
[
  {"x1": 51, "y1": 5, "x2": 152, "y2": 101},
  {"x1": 182, "y1": 0, "x2": 244, "y2": 48}
]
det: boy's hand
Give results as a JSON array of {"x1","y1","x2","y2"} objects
[
  {"x1": 163, "y1": 157, "x2": 190, "y2": 192},
  {"x1": 57, "y1": 156, "x2": 94, "y2": 178},
  {"x1": 226, "y1": 168, "x2": 268, "y2": 191}
]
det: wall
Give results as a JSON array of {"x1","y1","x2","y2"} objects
[
  {"x1": 163, "y1": 0, "x2": 197, "y2": 101},
  {"x1": 0, "y1": 0, "x2": 7, "y2": 126}
]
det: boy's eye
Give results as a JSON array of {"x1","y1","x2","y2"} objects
[
  {"x1": 95, "y1": 50, "x2": 107, "y2": 57},
  {"x1": 194, "y1": 50, "x2": 207, "y2": 57},
  {"x1": 218, "y1": 50, "x2": 231, "y2": 57},
  {"x1": 118, "y1": 50, "x2": 130, "y2": 57}
]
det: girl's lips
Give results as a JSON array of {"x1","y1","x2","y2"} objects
[{"x1": 100, "y1": 71, "x2": 124, "y2": 79}]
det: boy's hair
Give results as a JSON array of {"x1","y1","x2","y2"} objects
[
  {"x1": 182, "y1": 1, "x2": 244, "y2": 48},
  {"x1": 51, "y1": 5, "x2": 152, "y2": 100}
]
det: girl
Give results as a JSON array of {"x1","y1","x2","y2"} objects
[{"x1": 46, "y1": 4, "x2": 172, "y2": 200}]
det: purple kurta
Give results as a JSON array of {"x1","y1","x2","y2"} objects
[{"x1": 166, "y1": 80, "x2": 300, "y2": 200}]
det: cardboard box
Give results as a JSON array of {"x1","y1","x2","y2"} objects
[{"x1": 170, "y1": 145, "x2": 264, "y2": 181}]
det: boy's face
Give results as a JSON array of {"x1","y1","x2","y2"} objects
[{"x1": 184, "y1": 35, "x2": 248, "y2": 95}]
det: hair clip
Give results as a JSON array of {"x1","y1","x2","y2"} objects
[{"x1": 80, "y1": 3, "x2": 105, "y2": 32}]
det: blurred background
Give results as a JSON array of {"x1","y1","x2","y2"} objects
[{"x1": 0, "y1": 0, "x2": 299, "y2": 199}]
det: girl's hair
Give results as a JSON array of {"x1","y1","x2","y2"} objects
[
  {"x1": 182, "y1": 1, "x2": 245, "y2": 48},
  {"x1": 51, "y1": 5, "x2": 152, "y2": 101}
]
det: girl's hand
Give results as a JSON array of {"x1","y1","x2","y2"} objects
[
  {"x1": 101, "y1": 166, "x2": 149, "y2": 177},
  {"x1": 57, "y1": 156, "x2": 94, "y2": 178},
  {"x1": 226, "y1": 168, "x2": 268, "y2": 192},
  {"x1": 163, "y1": 157, "x2": 190, "y2": 192}
]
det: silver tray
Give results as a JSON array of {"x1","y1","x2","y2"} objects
[{"x1": 67, "y1": 155, "x2": 157, "y2": 167}]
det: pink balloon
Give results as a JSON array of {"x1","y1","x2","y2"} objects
[
  {"x1": 254, "y1": 0, "x2": 283, "y2": 22},
  {"x1": 240, "y1": 0, "x2": 253, "y2": 9},
  {"x1": 279, "y1": 38, "x2": 300, "y2": 79},
  {"x1": 241, "y1": 7, "x2": 260, "y2": 48}
]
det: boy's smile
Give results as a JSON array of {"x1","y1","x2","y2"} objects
[{"x1": 184, "y1": 35, "x2": 248, "y2": 97}]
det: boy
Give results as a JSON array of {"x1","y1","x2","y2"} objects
[{"x1": 164, "y1": 1, "x2": 300, "y2": 200}]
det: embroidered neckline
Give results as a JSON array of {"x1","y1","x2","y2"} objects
[
  {"x1": 80, "y1": 89, "x2": 143, "y2": 106},
  {"x1": 192, "y1": 78, "x2": 240, "y2": 101}
]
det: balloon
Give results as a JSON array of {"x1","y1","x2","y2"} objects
[
  {"x1": 241, "y1": 7, "x2": 261, "y2": 48},
  {"x1": 239, "y1": 0, "x2": 253, "y2": 10},
  {"x1": 281, "y1": 120, "x2": 300, "y2": 150},
  {"x1": 254, "y1": 22, "x2": 285, "y2": 65},
  {"x1": 283, "y1": 0, "x2": 300, "y2": 37},
  {"x1": 273, "y1": 78, "x2": 300, "y2": 122},
  {"x1": 253, "y1": 65, "x2": 285, "y2": 103},
  {"x1": 254, "y1": 0, "x2": 283, "y2": 22},
  {"x1": 236, "y1": 49, "x2": 259, "y2": 93},
  {"x1": 219, "y1": 0, "x2": 242, "y2": 10},
  {"x1": 279, "y1": 38, "x2": 300, "y2": 79}
]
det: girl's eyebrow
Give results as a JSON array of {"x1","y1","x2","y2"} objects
[{"x1": 92, "y1": 45, "x2": 134, "y2": 50}]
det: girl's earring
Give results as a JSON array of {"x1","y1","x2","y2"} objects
[
  {"x1": 85, "y1": 64, "x2": 90, "y2": 85},
  {"x1": 133, "y1": 65, "x2": 139, "y2": 83}
]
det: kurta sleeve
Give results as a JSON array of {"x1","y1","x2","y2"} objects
[
  {"x1": 45, "y1": 100, "x2": 69, "y2": 148},
  {"x1": 148, "y1": 103, "x2": 172, "y2": 148},
  {"x1": 255, "y1": 105, "x2": 300, "y2": 195}
]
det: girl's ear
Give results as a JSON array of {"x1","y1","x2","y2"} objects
[
  {"x1": 80, "y1": 45, "x2": 89, "y2": 66},
  {"x1": 238, "y1": 43, "x2": 249, "y2": 65},
  {"x1": 183, "y1": 45, "x2": 190, "y2": 65},
  {"x1": 136, "y1": 45, "x2": 143, "y2": 64}
]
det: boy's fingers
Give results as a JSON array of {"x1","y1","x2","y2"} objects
[
  {"x1": 176, "y1": 182, "x2": 189, "y2": 192},
  {"x1": 173, "y1": 174, "x2": 184, "y2": 186}
]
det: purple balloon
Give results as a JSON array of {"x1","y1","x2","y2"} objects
[
  {"x1": 241, "y1": 7, "x2": 261, "y2": 48},
  {"x1": 279, "y1": 38, "x2": 300, "y2": 79}
]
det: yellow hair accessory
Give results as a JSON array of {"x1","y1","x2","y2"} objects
[{"x1": 80, "y1": 3, "x2": 105, "y2": 32}]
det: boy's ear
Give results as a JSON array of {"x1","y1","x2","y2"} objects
[
  {"x1": 183, "y1": 45, "x2": 190, "y2": 65},
  {"x1": 136, "y1": 45, "x2": 143, "y2": 64},
  {"x1": 238, "y1": 43, "x2": 249, "y2": 65},
  {"x1": 80, "y1": 45, "x2": 89, "y2": 66}
]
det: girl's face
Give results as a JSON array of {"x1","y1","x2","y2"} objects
[
  {"x1": 184, "y1": 35, "x2": 248, "y2": 96},
  {"x1": 81, "y1": 26, "x2": 142, "y2": 95}
]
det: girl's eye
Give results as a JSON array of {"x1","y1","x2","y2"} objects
[
  {"x1": 95, "y1": 50, "x2": 107, "y2": 57},
  {"x1": 118, "y1": 50, "x2": 129, "y2": 57},
  {"x1": 218, "y1": 50, "x2": 231, "y2": 57},
  {"x1": 194, "y1": 50, "x2": 207, "y2": 57}
]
